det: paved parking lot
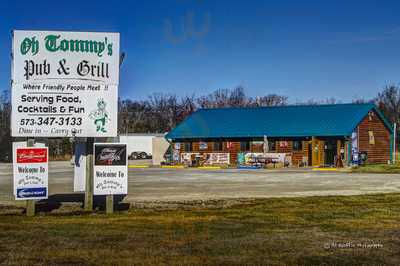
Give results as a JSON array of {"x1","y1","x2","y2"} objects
[{"x1": 1, "y1": 162, "x2": 400, "y2": 203}]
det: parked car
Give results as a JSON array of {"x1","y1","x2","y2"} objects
[
  {"x1": 119, "y1": 134, "x2": 163, "y2": 160},
  {"x1": 129, "y1": 151, "x2": 151, "y2": 160}
]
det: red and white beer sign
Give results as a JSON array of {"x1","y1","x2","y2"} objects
[
  {"x1": 13, "y1": 147, "x2": 49, "y2": 200},
  {"x1": 16, "y1": 148, "x2": 48, "y2": 163}
]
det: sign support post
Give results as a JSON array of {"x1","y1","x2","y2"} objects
[
  {"x1": 105, "y1": 137, "x2": 114, "y2": 214},
  {"x1": 26, "y1": 138, "x2": 35, "y2": 217},
  {"x1": 84, "y1": 138, "x2": 94, "y2": 211},
  {"x1": 106, "y1": 195, "x2": 114, "y2": 214}
]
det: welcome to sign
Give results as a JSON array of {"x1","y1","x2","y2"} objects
[
  {"x1": 11, "y1": 30, "x2": 120, "y2": 137},
  {"x1": 93, "y1": 143, "x2": 128, "y2": 195},
  {"x1": 13, "y1": 147, "x2": 49, "y2": 200}
]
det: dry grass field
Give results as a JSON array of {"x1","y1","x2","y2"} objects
[
  {"x1": 351, "y1": 163, "x2": 400, "y2": 173},
  {"x1": 1, "y1": 194, "x2": 400, "y2": 265}
]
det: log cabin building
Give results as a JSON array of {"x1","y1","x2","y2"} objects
[{"x1": 165, "y1": 103, "x2": 394, "y2": 167}]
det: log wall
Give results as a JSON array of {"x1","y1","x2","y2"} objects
[
  {"x1": 173, "y1": 139, "x2": 311, "y2": 166},
  {"x1": 357, "y1": 110, "x2": 391, "y2": 164}
]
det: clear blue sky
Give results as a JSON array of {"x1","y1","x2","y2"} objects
[{"x1": 2, "y1": 0, "x2": 400, "y2": 102}]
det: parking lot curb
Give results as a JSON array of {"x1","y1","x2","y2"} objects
[
  {"x1": 196, "y1": 166, "x2": 222, "y2": 170},
  {"x1": 161, "y1": 165, "x2": 185, "y2": 169},
  {"x1": 312, "y1": 168, "x2": 338, "y2": 171},
  {"x1": 129, "y1": 165, "x2": 150, "y2": 168}
]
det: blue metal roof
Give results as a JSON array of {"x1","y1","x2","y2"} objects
[{"x1": 166, "y1": 103, "x2": 393, "y2": 140}]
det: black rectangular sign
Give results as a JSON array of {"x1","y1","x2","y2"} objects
[{"x1": 94, "y1": 144, "x2": 127, "y2": 166}]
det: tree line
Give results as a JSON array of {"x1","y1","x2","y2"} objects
[
  {"x1": 118, "y1": 87, "x2": 291, "y2": 134},
  {"x1": 0, "y1": 85, "x2": 399, "y2": 161},
  {"x1": 118, "y1": 85, "x2": 400, "y2": 134}
]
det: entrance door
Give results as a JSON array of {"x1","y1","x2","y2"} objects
[
  {"x1": 324, "y1": 140, "x2": 337, "y2": 166},
  {"x1": 308, "y1": 143, "x2": 312, "y2": 166},
  {"x1": 311, "y1": 138, "x2": 323, "y2": 166}
]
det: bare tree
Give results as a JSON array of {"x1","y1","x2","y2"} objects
[
  {"x1": 296, "y1": 97, "x2": 340, "y2": 105},
  {"x1": 197, "y1": 86, "x2": 251, "y2": 108},
  {"x1": 0, "y1": 90, "x2": 11, "y2": 161},
  {"x1": 252, "y1": 94, "x2": 288, "y2": 107},
  {"x1": 197, "y1": 88, "x2": 231, "y2": 108},
  {"x1": 324, "y1": 97, "x2": 339, "y2": 104},
  {"x1": 178, "y1": 95, "x2": 197, "y2": 122},
  {"x1": 352, "y1": 97, "x2": 368, "y2": 104},
  {"x1": 118, "y1": 99, "x2": 150, "y2": 134},
  {"x1": 148, "y1": 93, "x2": 192, "y2": 132},
  {"x1": 228, "y1": 86, "x2": 248, "y2": 107},
  {"x1": 375, "y1": 84, "x2": 400, "y2": 125}
]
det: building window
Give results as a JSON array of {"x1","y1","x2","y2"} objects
[
  {"x1": 279, "y1": 141, "x2": 289, "y2": 148},
  {"x1": 174, "y1": 143, "x2": 181, "y2": 150},
  {"x1": 268, "y1": 141, "x2": 276, "y2": 151},
  {"x1": 213, "y1": 141, "x2": 222, "y2": 151},
  {"x1": 368, "y1": 131, "x2": 375, "y2": 145},
  {"x1": 250, "y1": 141, "x2": 264, "y2": 152},
  {"x1": 240, "y1": 141, "x2": 250, "y2": 151},
  {"x1": 293, "y1": 140, "x2": 303, "y2": 151},
  {"x1": 184, "y1": 142, "x2": 192, "y2": 151}
]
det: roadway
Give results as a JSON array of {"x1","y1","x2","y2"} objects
[{"x1": 1, "y1": 161, "x2": 400, "y2": 203}]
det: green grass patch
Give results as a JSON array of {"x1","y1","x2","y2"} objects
[
  {"x1": 351, "y1": 163, "x2": 400, "y2": 173},
  {"x1": 1, "y1": 194, "x2": 400, "y2": 265}
]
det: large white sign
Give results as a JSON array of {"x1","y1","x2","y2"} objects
[
  {"x1": 73, "y1": 141, "x2": 87, "y2": 192},
  {"x1": 13, "y1": 147, "x2": 48, "y2": 200},
  {"x1": 11, "y1": 30, "x2": 120, "y2": 137},
  {"x1": 204, "y1": 153, "x2": 230, "y2": 165},
  {"x1": 244, "y1": 152, "x2": 287, "y2": 164},
  {"x1": 93, "y1": 143, "x2": 128, "y2": 195},
  {"x1": 180, "y1": 152, "x2": 230, "y2": 165}
]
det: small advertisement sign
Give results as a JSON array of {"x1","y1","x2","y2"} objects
[
  {"x1": 173, "y1": 150, "x2": 180, "y2": 161},
  {"x1": 351, "y1": 131, "x2": 358, "y2": 152},
  {"x1": 93, "y1": 143, "x2": 128, "y2": 195},
  {"x1": 181, "y1": 152, "x2": 200, "y2": 164},
  {"x1": 204, "y1": 153, "x2": 230, "y2": 164},
  {"x1": 199, "y1": 142, "x2": 208, "y2": 150},
  {"x1": 244, "y1": 152, "x2": 287, "y2": 164},
  {"x1": 279, "y1": 141, "x2": 288, "y2": 148},
  {"x1": 13, "y1": 147, "x2": 48, "y2": 200},
  {"x1": 180, "y1": 152, "x2": 230, "y2": 165},
  {"x1": 226, "y1": 142, "x2": 234, "y2": 149}
]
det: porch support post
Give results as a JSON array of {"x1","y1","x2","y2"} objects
[
  {"x1": 390, "y1": 133, "x2": 394, "y2": 163},
  {"x1": 347, "y1": 138, "x2": 352, "y2": 166},
  {"x1": 311, "y1": 136, "x2": 317, "y2": 166}
]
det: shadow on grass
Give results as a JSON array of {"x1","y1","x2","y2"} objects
[{"x1": 32, "y1": 193, "x2": 130, "y2": 214}]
